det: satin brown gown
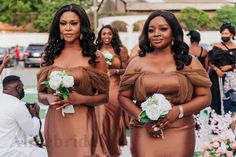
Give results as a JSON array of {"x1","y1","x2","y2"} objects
[
  {"x1": 96, "y1": 52, "x2": 128, "y2": 156},
  {"x1": 119, "y1": 59, "x2": 212, "y2": 157},
  {"x1": 37, "y1": 65, "x2": 110, "y2": 157}
]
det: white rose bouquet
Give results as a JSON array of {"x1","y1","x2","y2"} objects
[
  {"x1": 102, "y1": 50, "x2": 113, "y2": 65},
  {"x1": 42, "y1": 71, "x2": 75, "y2": 115},
  {"x1": 139, "y1": 93, "x2": 172, "y2": 125},
  {"x1": 42, "y1": 71, "x2": 74, "y2": 100}
]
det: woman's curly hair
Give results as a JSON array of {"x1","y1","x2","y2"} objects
[
  {"x1": 42, "y1": 3, "x2": 97, "y2": 66},
  {"x1": 139, "y1": 10, "x2": 192, "y2": 70}
]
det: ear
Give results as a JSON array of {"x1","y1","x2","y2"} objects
[{"x1": 15, "y1": 85, "x2": 21, "y2": 92}]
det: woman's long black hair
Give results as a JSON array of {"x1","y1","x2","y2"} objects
[
  {"x1": 139, "y1": 10, "x2": 192, "y2": 70},
  {"x1": 96, "y1": 25, "x2": 122, "y2": 55},
  {"x1": 42, "y1": 3, "x2": 97, "y2": 66}
]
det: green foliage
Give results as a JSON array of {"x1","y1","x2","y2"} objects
[
  {"x1": 34, "y1": 0, "x2": 93, "y2": 32},
  {"x1": 179, "y1": 7, "x2": 211, "y2": 30},
  {"x1": 139, "y1": 111, "x2": 152, "y2": 125},
  {"x1": 0, "y1": 0, "x2": 92, "y2": 32},
  {"x1": 214, "y1": 6, "x2": 236, "y2": 28},
  {"x1": 0, "y1": 0, "x2": 42, "y2": 26},
  {"x1": 1, "y1": 1, "x2": 236, "y2": 32}
]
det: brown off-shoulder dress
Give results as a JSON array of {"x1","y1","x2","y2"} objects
[
  {"x1": 37, "y1": 65, "x2": 110, "y2": 157},
  {"x1": 96, "y1": 51, "x2": 128, "y2": 156},
  {"x1": 119, "y1": 62, "x2": 212, "y2": 157}
]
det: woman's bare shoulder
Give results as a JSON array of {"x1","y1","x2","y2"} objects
[{"x1": 126, "y1": 56, "x2": 144, "y2": 72}]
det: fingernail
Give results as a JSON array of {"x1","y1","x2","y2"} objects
[{"x1": 51, "y1": 102, "x2": 56, "y2": 105}]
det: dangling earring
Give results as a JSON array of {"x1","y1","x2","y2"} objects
[
  {"x1": 171, "y1": 37, "x2": 174, "y2": 45},
  {"x1": 150, "y1": 43, "x2": 153, "y2": 48},
  {"x1": 60, "y1": 34, "x2": 64, "y2": 40},
  {"x1": 80, "y1": 33, "x2": 83, "y2": 40}
]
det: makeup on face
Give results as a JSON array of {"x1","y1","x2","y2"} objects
[
  {"x1": 101, "y1": 28, "x2": 113, "y2": 45},
  {"x1": 148, "y1": 16, "x2": 172, "y2": 49},
  {"x1": 59, "y1": 11, "x2": 81, "y2": 43}
]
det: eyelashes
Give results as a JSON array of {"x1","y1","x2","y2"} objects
[
  {"x1": 148, "y1": 27, "x2": 169, "y2": 33},
  {"x1": 59, "y1": 21, "x2": 79, "y2": 26}
]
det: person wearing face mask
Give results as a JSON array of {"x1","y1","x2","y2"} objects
[
  {"x1": 0, "y1": 75, "x2": 47, "y2": 157},
  {"x1": 208, "y1": 23, "x2": 236, "y2": 115}
]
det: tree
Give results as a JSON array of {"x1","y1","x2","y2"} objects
[
  {"x1": 178, "y1": 7, "x2": 213, "y2": 30},
  {"x1": 34, "y1": 0, "x2": 93, "y2": 32},
  {"x1": 214, "y1": 6, "x2": 236, "y2": 28},
  {"x1": 0, "y1": 0, "x2": 42, "y2": 26}
]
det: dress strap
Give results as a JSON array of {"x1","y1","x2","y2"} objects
[
  {"x1": 199, "y1": 47, "x2": 203, "y2": 57},
  {"x1": 221, "y1": 42, "x2": 230, "y2": 50}
]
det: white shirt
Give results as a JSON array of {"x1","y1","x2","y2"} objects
[{"x1": 0, "y1": 93, "x2": 40, "y2": 157}]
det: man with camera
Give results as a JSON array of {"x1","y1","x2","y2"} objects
[{"x1": 0, "y1": 75, "x2": 47, "y2": 157}]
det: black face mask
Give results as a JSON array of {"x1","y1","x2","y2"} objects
[
  {"x1": 221, "y1": 37, "x2": 231, "y2": 43},
  {"x1": 18, "y1": 88, "x2": 25, "y2": 100}
]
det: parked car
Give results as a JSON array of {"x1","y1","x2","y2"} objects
[
  {"x1": 0, "y1": 47, "x2": 14, "y2": 67},
  {"x1": 23, "y1": 44, "x2": 45, "y2": 67},
  {"x1": 10, "y1": 46, "x2": 25, "y2": 61}
]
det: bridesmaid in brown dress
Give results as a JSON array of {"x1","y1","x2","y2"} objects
[
  {"x1": 95, "y1": 25, "x2": 129, "y2": 156},
  {"x1": 118, "y1": 10, "x2": 212, "y2": 157},
  {"x1": 37, "y1": 4, "x2": 110, "y2": 157}
]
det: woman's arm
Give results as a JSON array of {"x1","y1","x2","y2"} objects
[
  {"x1": 109, "y1": 46, "x2": 129, "y2": 76},
  {"x1": 179, "y1": 86, "x2": 211, "y2": 116},
  {"x1": 209, "y1": 63, "x2": 224, "y2": 77},
  {"x1": 204, "y1": 50, "x2": 209, "y2": 71},
  {"x1": 0, "y1": 53, "x2": 10, "y2": 74},
  {"x1": 118, "y1": 88, "x2": 141, "y2": 120},
  {"x1": 38, "y1": 92, "x2": 60, "y2": 106}
]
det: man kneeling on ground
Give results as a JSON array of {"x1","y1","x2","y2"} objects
[{"x1": 0, "y1": 75, "x2": 47, "y2": 157}]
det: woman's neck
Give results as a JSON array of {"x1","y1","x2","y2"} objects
[
  {"x1": 153, "y1": 45, "x2": 172, "y2": 56},
  {"x1": 64, "y1": 40, "x2": 82, "y2": 50},
  {"x1": 190, "y1": 42, "x2": 199, "y2": 47},
  {"x1": 102, "y1": 43, "x2": 112, "y2": 49}
]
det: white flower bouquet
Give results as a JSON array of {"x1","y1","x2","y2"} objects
[
  {"x1": 139, "y1": 93, "x2": 172, "y2": 124},
  {"x1": 42, "y1": 71, "x2": 74, "y2": 100},
  {"x1": 102, "y1": 50, "x2": 113, "y2": 65},
  {"x1": 203, "y1": 130, "x2": 236, "y2": 157},
  {"x1": 42, "y1": 71, "x2": 75, "y2": 115}
]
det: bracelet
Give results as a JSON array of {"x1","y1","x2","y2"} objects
[
  {"x1": 137, "y1": 112, "x2": 143, "y2": 122},
  {"x1": 115, "y1": 69, "x2": 120, "y2": 75},
  {"x1": 178, "y1": 105, "x2": 184, "y2": 119}
]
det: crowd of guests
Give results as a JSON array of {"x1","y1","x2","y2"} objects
[{"x1": 0, "y1": 3, "x2": 235, "y2": 157}]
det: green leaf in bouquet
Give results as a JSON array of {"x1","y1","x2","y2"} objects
[
  {"x1": 59, "y1": 87, "x2": 69, "y2": 100},
  {"x1": 63, "y1": 71, "x2": 72, "y2": 76},
  {"x1": 140, "y1": 111, "x2": 152, "y2": 124},
  {"x1": 41, "y1": 81, "x2": 50, "y2": 88}
]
